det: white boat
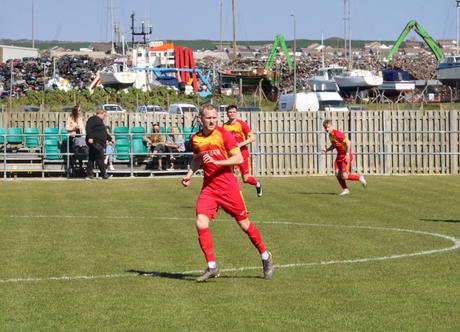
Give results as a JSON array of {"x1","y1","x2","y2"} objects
[
  {"x1": 307, "y1": 65, "x2": 345, "y2": 92},
  {"x1": 99, "y1": 60, "x2": 136, "y2": 89},
  {"x1": 334, "y1": 69, "x2": 383, "y2": 92},
  {"x1": 436, "y1": 55, "x2": 460, "y2": 87}
]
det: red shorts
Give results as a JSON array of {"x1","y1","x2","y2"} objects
[
  {"x1": 335, "y1": 153, "x2": 352, "y2": 174},
  {"x1": 234, "y1": 149, "x2": 250, "y2": 175},
  {"x1": 196, "y1": 189, "x2": 248, "y2": 221}
]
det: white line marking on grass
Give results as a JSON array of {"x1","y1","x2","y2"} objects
[{"x1": 1, "y1": 218, "x2": 459, "y2": 284}]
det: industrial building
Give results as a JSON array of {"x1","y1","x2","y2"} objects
[{"x1": 0, "y1": 45, "x2": 38, "y2": 63}]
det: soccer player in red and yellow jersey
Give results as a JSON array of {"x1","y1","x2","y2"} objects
[
  {"x1": 321, "y1": 119, "x2": 367, "y2": 195},
  {"x1": 181, "y1": 104, "x2": 273, "y2": 282},
  {"x1": 223, "y1": 105, "x2": 262, "y2": 197}
]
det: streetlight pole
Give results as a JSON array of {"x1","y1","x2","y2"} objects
[{"x1": 291, "y1": 14, "x2": 297, "y2": 111}]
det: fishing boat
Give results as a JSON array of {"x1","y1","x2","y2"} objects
[{"x1": 218, "y1": 68, "x2": 279, "y2": 101}]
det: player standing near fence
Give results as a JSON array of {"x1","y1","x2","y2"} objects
[
  {"x1": 223, "y1": 105, "x2": 263, "y2": 197},
  {"x1": 321, "y1": 119, "x2": 367, "y2": 195}
]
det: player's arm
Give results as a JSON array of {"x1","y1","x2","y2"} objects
[
  {"x1": 203, "y1": 149, "x2": 243, "y2": 166},
  {"x1": 321, "y1": 145, "x2": 334, "y2": 153},
  {"x1": 181, "y1": 155, "x2": 201, "y2": 187},
  {"x1": 238, "y1": 132, "x2": 256, "y2": 148},
  {"x1": 238, "y1": 122, "x2": 256, "y2": 148},
  {"x1": 343, "y1": 138, "x2": 351, "y2": 163}
]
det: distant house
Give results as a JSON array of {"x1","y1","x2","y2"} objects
[
  {"x1": 403, "y1": 40, "x2": 421, "y2": 49},
  {"x1": 438, "y1": 39, "x2": 457, "y2": 49},
  {"x1": 363, "y1": 42, "x2": 390, "y2": 59},
  {"x1": 401, "y1": 47, "x2": 428, "y2": 57}
]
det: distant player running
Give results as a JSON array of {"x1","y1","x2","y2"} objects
[
  {"x1": 182, "y1": 104, "x2": 273, "y2": 282},
  {"x1": 321, "y1": 119, "x2": 367, "y2": 195},
  {"x1": 223, "y1": 105, "x2": 262, "y2": 197}
]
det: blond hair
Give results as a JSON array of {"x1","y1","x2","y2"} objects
[{"x1": 199, "y1": 104, "x2": 216, "y2": 117}]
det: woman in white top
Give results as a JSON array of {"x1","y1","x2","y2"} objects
[
  {"x1": 64, "y1": 105, "x2": 86, "y2": 171},
  {"x1": 65, "y1": 105, "x2": 85, "y2": 137}
]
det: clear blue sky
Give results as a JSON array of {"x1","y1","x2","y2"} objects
[{"x1": 0, "y1": 0, "x2": 458, "y2": 42}]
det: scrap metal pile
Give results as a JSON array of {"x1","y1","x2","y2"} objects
[
  {"x1": 0, "y1": 55, "x2": 112, "y2": 97},
  {"x1": 0, "y1": 51, "x2": 442, "y2": 99},
  {"x1": 198, "y1": 53, "x2": 439, "y2": 93}
]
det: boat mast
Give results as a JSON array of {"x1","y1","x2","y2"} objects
[
  {"x1": 348, "y1": 0, "x2": 352, "y2": 69},
  {"x1": 457, "y1": 0, "x2": 460, "y2": 53},
  {"x1": 108, "y1": 0, "x2": 115, "y2": 54},
  {"x1": 343, "y1": 0, "x2": 352, "y2": 70},
  {"x1": 321, "y1": 31, "x2": 325, "y2": 67},
  {"x1": 232, "y1": 0, "x2": 237, "y2": 59}
]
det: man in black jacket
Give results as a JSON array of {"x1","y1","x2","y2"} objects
[{"x1": 85, "y1": 109, "x2": 114, "y2": 179}]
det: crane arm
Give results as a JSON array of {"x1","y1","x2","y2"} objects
[
  {"x1": 265, "y1": 34, "x2": 293, "y2": 71},
  {"x1": 412, "y1": 22, "x2": 444, "y2": 61},
  {"x1": 386, "y1": 20, "x2": 444, "y2": 62}
]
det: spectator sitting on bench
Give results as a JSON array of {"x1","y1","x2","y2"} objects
[
  {"x1": 145, "y1": 123, "x2": 166, "y2": 170},
  {"x1": 165, "y1": 126, "x2": 186, "y2": 170}
]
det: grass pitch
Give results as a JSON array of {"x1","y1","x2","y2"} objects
[{"x1": 1, "y1": 176, "x2": 460, "y2": 331}]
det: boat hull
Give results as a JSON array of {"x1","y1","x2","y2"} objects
[
  {"x1": 100, "y1": 71, "x2": 137, "y2": 89},
  {"x1": 334, "y1": 70, "x2": 383, "y2": 92},
  {"x1": 307, "y1": 78, "x2": 338, "y2": 92},
  {"x1": 218, "y1": 70, "x2": 279, "y2": 101},
  {"x1": 437, "y1": 64, "x2": 460, "y2": 87}
]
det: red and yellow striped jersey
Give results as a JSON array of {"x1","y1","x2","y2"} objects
[
  {"x1": 329, "y1": 129, "x2": 350, "y2": 158},
  {"x1": 191, "y1": 126, "x2": 241, "y2": 193},
  {"x1": 223, "y1": 119, "x2": 253, "y2": 152}
]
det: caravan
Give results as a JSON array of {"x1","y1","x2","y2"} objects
[{"x1": 276, "y1": 92, "x2": 348, "y2": 112}]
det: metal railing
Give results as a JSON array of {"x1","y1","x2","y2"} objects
[{"x1": 1, "y1": 132, "x2": 192, "y2": 179}]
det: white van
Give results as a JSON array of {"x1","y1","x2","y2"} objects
[
  {"x1": 168, "y1": 103, "x2": 199, "y2": 115},
  {"x1": 276, "y1": 92, "x2": 348, "y2": 112}
]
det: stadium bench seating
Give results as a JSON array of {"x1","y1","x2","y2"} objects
[
  {"x1": 183, "y1": 126, "x2": 197, "y2": 141},
  {"x1": 7, "y1": 128, "x2": 23, "y2": 145},
  {"x1": 24, "y1": 128, "x2": 40, "y2": 149},
  {"x1": 113, "y1": 126, "x2": 129, "y2": 140},
  {"x1": 43, "y1": 128, "x2": 60, "y2": 160},
  {"x1": 0, "y1": 128, "x2": 5, "y2": 146},
  {"x1": 115, "y1": 138, "x2": 130, "y2": 161},
  {"x1": 130, "y1": 127, "x2": 148, "y2": 156}
]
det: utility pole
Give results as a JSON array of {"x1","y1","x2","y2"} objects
[
  {"x1": 9, "y1": 61, "x2": 13, "y2": 112},
  {"x1": 291, "y1": 14, "x2": 297, "y2": 111},
  {"x1": 220, "y1": 0, "x2": 224, "y2": 64},
  {"x1": 232, "y1": 0, "x2": 237, "y2": 59},
  {"x1": 32, "y1": 0, "x2": 35, "y2": 48}
]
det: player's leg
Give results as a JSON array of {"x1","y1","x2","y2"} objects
[
  {"x1": 335, "y1": 159, "x2": 348, "y2": 194},
  {"x1": 195, "y1": 192, "x2": 220, "y2": 282},
  {"x1": 342, "y1": 154, "x2": 367, "y2": 188},
  {"x1": 219, "y1": 191, "x2": 273, "y2": 278},
  {"x1": 240, "y1": 154, "x2": 262, "y2": 197}
]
